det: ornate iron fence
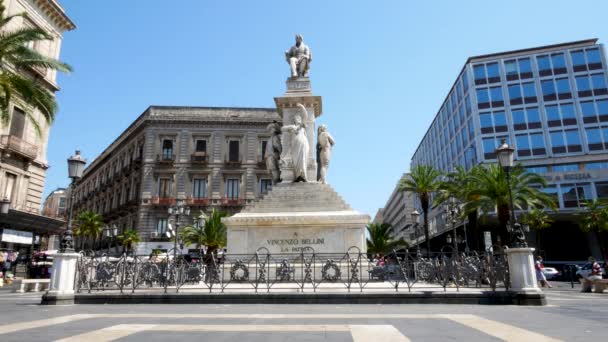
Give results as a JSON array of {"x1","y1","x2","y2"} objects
[{"x1": 75, "y1": 246, "x2": 510, "y2": 294}]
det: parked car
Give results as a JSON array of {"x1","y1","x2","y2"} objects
[
  {"x1": 575, "y1": 263, "x2": 606, "y2": 281},
  {"x1": 541, "y1": 267, "x2": 560, "y2": 280}
]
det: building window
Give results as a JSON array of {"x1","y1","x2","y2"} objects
[
  {"x1": 542, "y1": 186, "x2": 559, "y2": 207},
  {"x1": 586, "y1": 161, "x2": 608, "y2": 170},
  {"x1": 260, "y1": 140, "x2": 268, "y2": 161},
  {"x1": 225, "y1": 178, "x2": 239, "y2": 199},
  {"x1": 486, "y1": 63, "x2": 500, "y2": 83},
  {"x1": 537, "y1": 55, "x2": 552, "y2": 76},
  {"x1": 158, "y1": 178, "x2": 171, "y2": 198},
  {"x1": 571, "y1": 50, "x2": 586, "y2": 71},
  {"x1": 551, "y1": 53, "x2": 567, "y2": 75},
  {"x1": 508, "y1": 84, "x2": 523, "y2": 105},
  {"x1": 260, "y1": 179, "x2": 272, "y2": 195},
  {"x1": 474, "y1": 64, "x2": 487, "y2": 85},
  {"x1": 3, "y1": 173, "x2": 17, "y2": 202},
  {"x1": 525, "y1": 166, "x2": 548, "y2": 174},
  {"x1": 586, "y1": 48, "x2": 603, "y2": 70},
  {"x1": 571, "y1": 49, "x2": 603, "y2": 72},
  {"x1": 489, "y1": 86, "x2": 503, "y2": 107},
  {"x1": 162, "y1": 140, "x2": 173, "y2": 160},
  {"x1": 581, "y1": 99, "x2": 608, "y2": 124},
  {"x1": 541, "y1": 79, "x2": 557, "y2": 101},
  {"x1": 9, "y1": 107, "x2": 26, "y2": 138},
  {"x1": 195, "y1": 139, "x2": 207, "y2": 153},
  {"x1": 156, "y1": 218, "x2": 168, "y2": 235},
  {"x1": 576, "y1": 73, "x2": 608, "y2": 97},
  {"x1": 552, "y1": 164, "x2": 579, "y2": 172},
  {"x1": 550, "y1": 129, "x2": 582, "y2": 154},
  {"x1": 545, "y1": 103, "x2": 576, "y2": 127},
  {"x1": 561, "y1": 183, "x2": 591, "y2": 208},
  {"x1": 479, "y1": 111, "x2": 506, "y2": 134},
  {"x1": 482, "y1": 136, "x2": 508, "y2": 160},
  {"x1": 595, "y1": 182, "x2": 608, "y2": 201},
  {"x1": 511, "y1": 107, "x2": 541, "y2": 131},
  {"x1": 585, "y1": 127, "x2": 608, "y2": 151},
  {"x1": 228, "y1": 140, "x2": 239, "y2": 162},
  {"x1": 516, "y1": 133, "x2": 545, "y2": 157},
  {"x1": 193, "y1": 178, "x2": 207, "y2": 199},
  {"x1": 555, "y1": 78, "x2": 572, "y2": 99}
]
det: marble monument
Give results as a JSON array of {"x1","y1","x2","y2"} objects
[{"x1": 224, "y1": 35, "x2": 369, "y2": 254}]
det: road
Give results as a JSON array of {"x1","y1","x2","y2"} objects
[{"x1": 0, "y1": 282, "x2": 606, "y2": 341}]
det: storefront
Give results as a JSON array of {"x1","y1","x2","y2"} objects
[{"x1": 0, "y1": 209, "x2": 64, "y2": 280}]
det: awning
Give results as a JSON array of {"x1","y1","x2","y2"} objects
[{"x1": 0, "y1": 209, "x2": 65, "y2": 236}]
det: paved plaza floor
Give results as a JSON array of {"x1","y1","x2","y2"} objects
[{"x1": 0, "y1": 282, "x2": 606, "y2": 341}]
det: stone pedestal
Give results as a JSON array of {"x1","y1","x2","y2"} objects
[
  {"x1": 506, "y1": 248, "x2": 540, "y2": 293},
  {"x1": 225, "y1": 183, "x2": 369, "y2": 254},
  {"x1": 41, "y1": 252, "x2": 80, "y2": 305},
  {"x1": 274, "y1": 78, "x2": 322, "y2": 183}
]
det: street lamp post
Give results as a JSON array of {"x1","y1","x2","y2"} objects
[
  {"x1": 495, "y1": 139, "x2": 527, "y2": 248},
  {"x1": 60, "y1": 151, "x2": 86, "y2": 253},
  {"x1": 168, "y1": 199, "x2": 190, "y2": 263},
  {"x1": 410, "y1": 210, "x2": 421, "y2": 257}
]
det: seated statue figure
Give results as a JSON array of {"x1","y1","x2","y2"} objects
[{"x1": 285, "y1": 34, "x2": 311, "y2": 78}]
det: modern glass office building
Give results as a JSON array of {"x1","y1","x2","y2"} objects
[{"x1": 409, "y1": 39, "x2": 607, "y2": 260}]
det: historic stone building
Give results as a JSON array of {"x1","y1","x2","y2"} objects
[
  {"x1": 0, "y1": 1, "x2": 74, "y2": 255},
  {"x1": 42, "y1": 187, "x2": 66, "y2": 218},
  {"x1": 70, "y1": 106, "x2": 280, "y2": 254}
]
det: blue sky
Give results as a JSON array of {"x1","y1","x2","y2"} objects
[{"x1": 46, "y1": 0, "x2": 608, "y2": 216}]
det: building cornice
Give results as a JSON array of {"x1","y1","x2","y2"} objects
[{"x1": 33, "y1": 0, "x2": 76, "y2": 31}]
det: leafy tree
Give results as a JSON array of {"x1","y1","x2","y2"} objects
[
  {"x1": 74, "y1": 211, "x2": 103, "y2": 251},
  {"x1": 366, "y1": 223, "x2": 408, "y2": 255},
  {"x1": 464, "y1": 164, "x2": 556, "y2": 245},
  {"x1": 579, "y1": 199, "x2": 608, "y2": 261},
  {"x1": 117, "y1": 229, "x2": 140, "y2": 254},
  {"x1": 180, "y1": 208, "x2": 227, "y2": 257},
  {"x1": 0, "y1": 0, "x2": 72, "y2": 134},
  {"x1": 398, "y1": 165, "x2": 442, "y2": 256},
  {"x1": 520, "y1": 208, "x2": 554, "y2": 253}
]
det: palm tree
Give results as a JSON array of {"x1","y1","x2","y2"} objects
[
  {"x1": 465, "y1": 164, "x2": 555, "y2": 245},
  {"x1": 521, "y1": 208, "x2": 554, "y2": 254},
  {"x1": 398, "y1": 165, "x2": 443, "y2": 257},
  {"x1": 0, "y1": 1, "x2": 72, "y2": 134},
  {"x1": 366, "y1": 223, "x2": 408, "y2": 255},
  {"x1": 74, "y1": 211, "x2": 103, "y2": 251},
  {"x1": 117, "y1": 229, "x2": 140, "y2": 255},
  {"x1": 579, "y1": 199, "x2": 608, "y2": 262},
  {"x1": 436, "y1": 165, "x2": 477, "y2": 251}
]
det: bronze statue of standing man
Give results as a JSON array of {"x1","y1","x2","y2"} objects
[{"x1": 285, "y1": 34, "x2": 311, "y2": 78}]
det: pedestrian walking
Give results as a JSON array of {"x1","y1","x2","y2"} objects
[{"x1": 535, "y1": 256, "x2": 552, "y2": 288}]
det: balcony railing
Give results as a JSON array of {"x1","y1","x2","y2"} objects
[
  {"x1": 220, "y1": 198, "x2": 245, "y2": 207},
  {"x1": 156, "y1": 154, "x2": 175, "y2": 165},
  {"x1": 0, "y1": 135, "x2": 38, "y2": 160},
  {"x1": 151, "y1": 197, "x2": 176, "y2": 206},
  {"x1": 186, "y1": 197, "x2": 210, "y2": 206},
  {"x1": 191, "y1": 153, "x2": 208, "y2": 164}
]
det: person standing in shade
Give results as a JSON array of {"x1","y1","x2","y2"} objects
[{"x1": 535, "y1": 256, "x2": 552, "y2": 288}]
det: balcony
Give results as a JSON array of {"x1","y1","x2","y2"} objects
[
  {"x1": 224, "y1": 155, "x2": 242, "y2": 168},
  {"x1": 257, "y1": 159, "x2": 267, "y2": 168},
  {"x1": 220, "y1": 198, "x2": 245, "y2": 207},
  {"x1": 156, "y1": 154, "x2": 175, "y2": 165},
  {"x1": 151, "y1": 197, "x2": 176, "y2": 206},
  {"x1": 186, "y1": 197, "x2": 210, "y2": 207},
  {"x1": 0, "y1": 135, "x2": 38, "y2": 160},
  {"x1": 191, "y1": 152, "x2": 208, "y2": 165}
]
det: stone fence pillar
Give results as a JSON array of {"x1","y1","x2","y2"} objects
[
  {"x1": 41, "y1": 252, "x2": 80, "y2": 305},
  {"x1": 506, "y1": 247, "x2": 540, "y2": 293}
]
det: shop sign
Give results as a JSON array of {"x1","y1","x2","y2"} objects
[{"x1": 1, "y1": 229, "x2": 33, "y2": 244}]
